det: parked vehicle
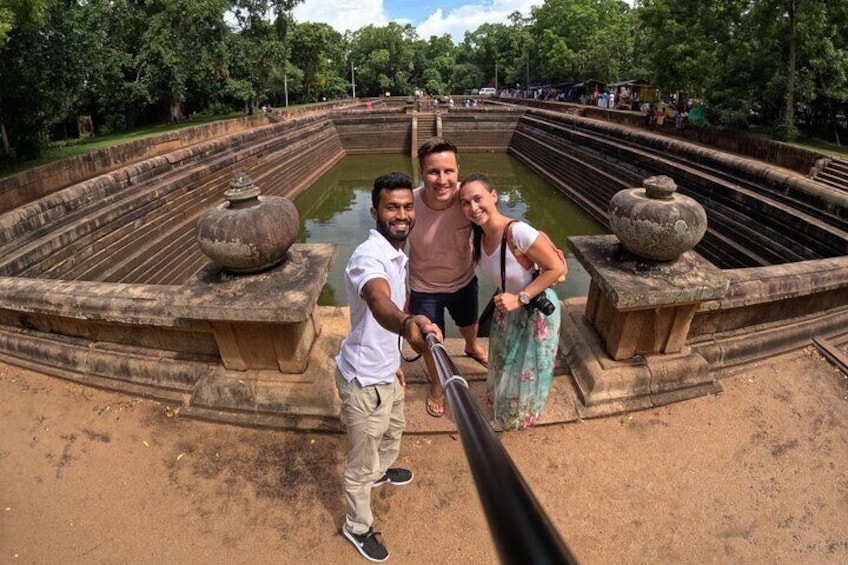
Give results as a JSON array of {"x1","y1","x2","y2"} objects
[{"x1": 479, "y1": 87, "x2": 496, "y2": 96}]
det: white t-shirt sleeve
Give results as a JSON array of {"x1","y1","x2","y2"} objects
[
  {"x1": 510, "y1": 222, "x2": 540, "y2": 255},
  {"x1": 347, "y1": 251, "x2": 389, "y2": 297}
]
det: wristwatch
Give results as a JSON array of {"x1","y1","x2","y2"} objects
[{"x1": 518, "y1": 291, "x2": 531, "y2": 305}]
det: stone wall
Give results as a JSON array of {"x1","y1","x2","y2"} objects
[
  {"x1": 332, "y1": 109, "x2": 412, "y2": 154},
  {"x1": 511, "y1": 104, "x2": 848, "y2": 380},
  {"x1": 509, "y1": 108, "x2": 848, "y2": 269},
  {"x1": 0, "y1": 102, "x2": 844, "y2": 427},
  {"x1": 0, "y1": 102, "x2": 355, "y2": 214},
  {"x1": 0, "y1": 113, "x2": 345, "y2": 285},
  {"x1": 689, "y1": 256, "x2": 848, "y2": 371},
  {"x1": 330, "y1": 107, "x2": 523, "y2": 157},
  {"x1": 0, "y1": 244, "x2": 338, "y2": 418},
  {"x1": 512, "y1": 98, "x2": 824, "y2": 175},
  {"x1": 442, "y1": 110, "x2": 522, "y2": 152}
]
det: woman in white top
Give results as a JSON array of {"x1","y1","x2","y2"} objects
[{"x1": 458, "y1": 173, "x2": 566, "y2": 431}]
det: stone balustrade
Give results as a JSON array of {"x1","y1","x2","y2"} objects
[{"x1": 0, "y1": 102, "x2": 845, "y2": 426}]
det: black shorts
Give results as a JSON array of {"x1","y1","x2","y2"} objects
[{"x1": 409, "y1": 277, "x2": 479, "y2": 334}]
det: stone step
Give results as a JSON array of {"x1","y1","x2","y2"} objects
[
  {"x1": 34, "y1": 124, "x2": 342, "y2": 284},
  {"x1": 817, "y1": 170, "x2": 848, "y2": 191},
  {"x1": 514, "y1": 136, "x2": 771, "y2": 267},
  {"x1": 107, "y1": 135, "x2": 343, "y2": 285},
  {"x1": 516, "y1": 113, "x2": 848, "y2": 260},
  {"x1": 814, "y1": 174, "x2": 847, "y2": 193},
  {"x1": 1, "y1": 118, "x2": 334, "y2": 280},
  {"x1": 829, "y1": 158, "x2": 848, "y2": 173},
  {"x1": 527, "y1": 112, "x2": 848, "y2": 235}
]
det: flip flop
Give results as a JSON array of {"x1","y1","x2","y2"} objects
[
  {"x1": 425, "y1": 395, "x2": 444, "y2": 418},
  {"x1": 465, "y1": 351, "x2": 489, "y2": 368}
]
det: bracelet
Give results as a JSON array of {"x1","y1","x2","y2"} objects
[{"x1": 400, "y1": 315, "x2": 415, "y2": 337}]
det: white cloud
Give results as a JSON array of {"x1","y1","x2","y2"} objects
[
  {"x1": 292, "y1": 0, "x2": 388, "y2": 35},
  {"x1": 291, "y1": 0, "x2": 545, "y2": 43},
  {"x1": 418, "y1": 1, "x2": 544, "y2": 43}
]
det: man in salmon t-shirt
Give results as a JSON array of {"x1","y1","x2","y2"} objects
[{"x1": 408, "y1": 137, "x2": 488, "y2": 418}]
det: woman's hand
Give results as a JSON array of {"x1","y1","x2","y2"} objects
[{"x1": 495, "y1": 292, "x2": 522, "y2": 313}]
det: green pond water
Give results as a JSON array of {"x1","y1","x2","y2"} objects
[{"x1": 295, "y1": 153, "x2": 607, "y2": 333}]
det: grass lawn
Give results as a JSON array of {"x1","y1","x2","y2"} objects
[
  {"x1": 791, "y1": 135, "x2": 848, "y2": 158},
  {"x1": 0, "y1": 111, "x2": 247, "y2": 179},
  {"x1": 747, "y1": 125, "x2": 848, "y2": 158}
]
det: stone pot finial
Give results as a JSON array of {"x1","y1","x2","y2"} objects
[
  {"x1": 225, "y1": 172, "x2": 262, "y2": 203},
  {"x1": 608, "y1": 175, "x2": 707, "y2": 262},
  {"x1": 197, "y1": 173, "x2": 300, "y2": 273}
]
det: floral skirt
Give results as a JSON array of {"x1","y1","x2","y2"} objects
[{"x1": 486, "y1": 289, "x2": 561, "y2": 431}]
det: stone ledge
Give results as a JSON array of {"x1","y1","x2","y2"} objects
[
  {"x1": 188, "y1": 320, "x2": 343, "y2": 420},
  {"x1": 2, "y1": 302, "x2": 846, "y2": 433},
  {"x1": 560, "y1": 298, "x2": 722, "y2": 418},
  {"x1": 170, "y1": 244, "x2": 337, "y2": 323},
  {"x1": 570, "y1": 235, "x2": 729, "y2": 310}
]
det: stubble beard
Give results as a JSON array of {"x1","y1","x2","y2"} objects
[{"x1": 377, "y1": 218, "x2": 413, "y2": 247}]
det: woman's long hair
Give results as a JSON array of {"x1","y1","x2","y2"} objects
[{"x1": 460, "y1": 172, "x2": 497, "y2": 264}]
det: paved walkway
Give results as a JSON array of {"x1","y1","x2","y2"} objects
[{"x1": 2, "y1": 343, "x2": 847, "y2": 564}]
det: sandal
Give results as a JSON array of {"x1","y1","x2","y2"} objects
[
  {"x1": 465, "y1": 350, "x2": 489, "y2": 368},
  {"x1": 425, "y1": 395, "x2": 445, "y2": 418}
]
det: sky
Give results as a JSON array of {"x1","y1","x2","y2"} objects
[{"x1": 291, "y1": 0, "x2": 547, "y2": 44}]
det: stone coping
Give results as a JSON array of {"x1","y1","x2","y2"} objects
[
  {"x1": 705, "y1": 255, "x2": 848, "y2": 310},
  {"x1": 171, "y1": 244, "x2": 337, "y2": 323},
  {"x1": 0, "y1": 243, "x2": 335, "y2": 326},
  {"x1": 569, "y1": 235, "x2": 729, "y2": 310}
]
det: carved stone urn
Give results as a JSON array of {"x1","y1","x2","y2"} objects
[
  {"x1": 197, "y1": 173, "x2": 300, "y2": 273},
  {"x1": 608, "y1": 175, "x2": 707, "y2": 261}
]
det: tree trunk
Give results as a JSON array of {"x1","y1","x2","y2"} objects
[
  {"x1": 819, "y1": 75, "x2": 841, "y2": 146},
  {"x1": 784, "y1": 0, "x2": 797, "y2": 137},
  {"x1": 170, "y1": 96, "x2": 185, "y2": 123},
  {"x1": 0, "y1": 123, "x2": 10, "y2": 155}
]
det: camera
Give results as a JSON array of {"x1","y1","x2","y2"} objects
[{"x1": 525, "y1": 291, "x2": 556, "y2": 316}]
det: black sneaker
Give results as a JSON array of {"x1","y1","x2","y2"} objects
[
  {"x1": 343, "y1": 526, "x2": 389, "y2": 562},
  {"x1": 372, "y1": 467, "x2": 413, "y2": 487}
]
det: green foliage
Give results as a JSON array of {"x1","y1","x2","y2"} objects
[
  {"x1": 0, "y1": 0, "x2": 91, "y2": 157},
  {"x1": 349, "y1": 23, "x2": 418, "y2": 96},
  {"x1": 639, "y1": 0, "x2": 848, "y2": 138},
  {"x1": 2, "y1": 0, "x2": 846, "y2": 165},
  {"x1": 289, "y1": 22, "x2": 345, "y2": 101},
  {"x1": 531, "y1": 0, "x2": 635, "y2": 83},
  {"x1": 462, "y1": 22, "x2": 519, "y2": 87}
]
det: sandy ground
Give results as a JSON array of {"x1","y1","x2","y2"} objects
[{"x1": 1, "y1": 346, "x2": 848, "y2": 565}]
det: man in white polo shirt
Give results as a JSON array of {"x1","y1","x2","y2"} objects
[{"x1": 336, "y1": 171, "x2": 441, "y2": 562}]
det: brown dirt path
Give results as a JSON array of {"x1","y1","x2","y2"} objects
[{"x1": 1, "y1": 347, "x2": 847, "y2": 564}]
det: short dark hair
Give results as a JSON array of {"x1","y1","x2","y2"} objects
[
  {"x1": 417, "y1": 136, "x2": 458, "y2": 169},
  {"x1": 372, "y1": 172, "x2": 414, "y2": 208}
]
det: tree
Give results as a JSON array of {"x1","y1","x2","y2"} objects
[
  {"x1": 226, "y1": 1, "x2": 302, "y2": 111},
  {"x1": 414, "y1": 34, "x2": 457, "y2": 95},
  {"x1": 136, "y1": 0, "x2": 231, "y2": 122},
  {"x1": 462, "y1": 22, "x2": 520, "y2": 89},
  {"x1": 348, "y1": 23, "x2": 418, "y2": 96},
  {"x1": 638, "y1": 0, "x2": 848, "y2": 139},
  {"x1": 0, "y1": 0, "x2": 89, "y2": 157},
  {"x1": 288, "y1": 22, "x2": 345, "y2": 101},
  {"x1": 530, "y1": 0, "x2": 635, "y2": 83}
]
